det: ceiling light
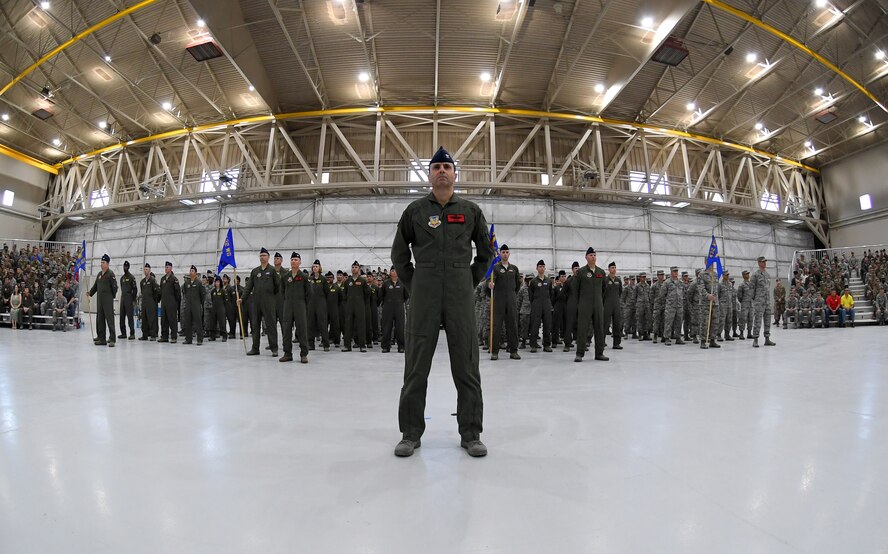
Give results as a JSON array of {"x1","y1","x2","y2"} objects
[
  {"x1": 814, "y1": 87, "x2": 823, "y2": 96},
  {"x1": 746, "y1": 52, "x2": 757, "y2": 63},
  {"x1": 52, "y1": 138, "x2": 61, "y2": 146},
  {"x1": 103, "y1": 54, "x2": 111, "y2": 63},
  {"x1": 196, "y1": 19, "x2": 205, "y2": 28},
  {"x1": 804, "y1": 140, "x2": 812, "y2": 148},
  {"x1": 1, "y1": 113, "x2": 8, "y2": 122},
  {"x1": 98, "y1": 120, "x2": 107, "y2": 129},
  {"x1": 248, "y1": 85, "x2": 255, "y2": 92},
  {"x1": 640, "y1": 16, "x2": 654, "y2": 29},
  {"x1": 358, "y1": 72, "x2": 370, "y2": 82},
  {"x1": 877, "y1": 50, "x2": 886, "y2": 60},
  {"x1": 754, "y1": 122, "x2": 763, "y2": 130},
  {"x1": 480, "y1": 72, "x2": 492, "y2": 82},
  {"x1": 162, "y1": 101, "x2": 172, "y2": 111},
  {"x1": 686, "y1": 102, "x2": 696, "y2": 111},
  {"x1": 814, "y1": 0, "x2": 828, "y2": 7},
  {"x1": 40, "y1": 1, "x2": 50, "y2": 9},
  {"x1": 594, "y1": 83, "x2": 605, "y2": 94}
]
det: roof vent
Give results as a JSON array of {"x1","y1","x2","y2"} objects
[
  {"x1": 186, "y1": 40, "x2": 224, "y2": 62},
  {"x1": 815, "y1": 107, "x2": 838, "y2": 124},
  {"x1": 32, "y1": 108, "x2": 54, "y2": 120},
  {"x1": 652, "y1": 37, "x2": 689, "y2": 66}
]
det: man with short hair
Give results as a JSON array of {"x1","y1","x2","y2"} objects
[
  {"x1": 87, "y1": 254, "x2": 118, "y2": 347},
  {"x1": 825, "y1": 288, "x2": 841, "y2": 328},
  {"x1": 651, "y1": 270, "x2": 665, "y2": 343},
  {"x1": 528, "y1": 260, "x2": 555, "y2": 353},
  {"x1": 839, "y1": 286, "x2": 856, "y2": 328},
  {"x1": 603, "y1": 261, "x2": 623, "y2": 350},
  {"x1": 697, "y1": 268, "x2": 720, "y2": 349},
  {"x1": 344, "y1": 261, "x2": 370, "y2": 352},
  {"x1": 783, "y1": 292, "x2": 798, "y2": 329},
  {"x1": 661, "y1": 266, "x2": 684, "y2": 346},
  {"x1": 158, "y1": 261, "x2": 181, "y2": 343},
  {"x1": 118, "y1": 260, "x2": 137, "y2": 340},
  {"x1": 380, "y1": 267, "x2": 408, "y2": 353},
  {"x1": 717, "y1": 272, "x2": 735, "y2": 341},
  {"x1": 874, "y1": 286, "x2": 887, "y2": 325},
  {"x1": 798, "y1": 289, "x2": 813, "y2": 329},
  {"x1": 182, "y1": 265, "x2": 205, "y2": 346},
  {"x1": 52, "y1": 289, "x2": 68, "y2": 331},
  {"x1": 635, "y1": 273, "x2": 651, "y2": 341},
  {"x1": 489, "y1": 245, "x2": 521, "y2": 361},
  {"x1": 306, "y1": 260, "x2": 330, "y2": 351},
  {"x1": 750, "y1": 256, "x2": 776, "y2": 347},
  {"x1": 238, "y1": 248, "x2": 280, "y2": 356},
  {"x1": 736, "y1": 270, "x2": 753, "y2": 340},
  {"x1": 573, "y1": 247, "x2": 608, "y2": 362},
  {"x1": 280, "y1": 252, "x2": 310, "y2": 363},
  {"x1": 391, "y1": 146, "x2": 495, "y2": 458},
  {"x1": 139, "y1": 263, "x2": 160, "y2": 340}
]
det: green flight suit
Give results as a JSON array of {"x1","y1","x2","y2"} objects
[
  {"x1": 281, "y1": 269, "x2": 311, "y2": 358},
  {"x1": 242, "y1": 264, "x2": 281, "y2": 353},
  {"x1": 573, "y1": 264, "x2": 607, "y2": 358},
  {"x1": 182, "y1": 276, "x2": 206, "y2": 343},
  {"x1": 391, "y1": 192, "x2": 494, "y2": 442},
  {"x1": 140, "y1": 274, "x2": 161, "y2": 339},
  {"x1": 344, "y1": 274, "x2": 370, "y2": 349},
  {"x1": 119, "y1": 271, "x2": 137, "y2": 336},
  {"x1": 490, "y1": 261, "x2": 522, "y2": 355},
  {"x1": 159, "y1": 272, "x2": 181, "y2": 341},
  {"x1": 306, "y1": 272, "x2": 329, "y2": 348},
  {"x1": 88, "y1": 269, "x2": 118, "y2": 342}
]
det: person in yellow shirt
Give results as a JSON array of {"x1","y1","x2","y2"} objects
[{"x1": 840, "y1": 286, "x2": 855, "y2": 328}]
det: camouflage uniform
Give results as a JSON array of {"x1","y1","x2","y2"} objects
[
  {"x1": 798, "y1": 292, "x2": 813, "y2": 328},
  {"x1": 736, "y1": 273, "x2": 753, "y2": 339},
  {"x1": 783, "y1": 295, "x2": 798, "y2": 329},
  {"x1": 812, "y1": 294, "x2": 825, "y2": 328},
  {"x1": 685, "y1": 272, "x2": 699, "y2": 342},
  {"x1": 621, "y1": 278, "x2": 636, "y2": 338},
  {"x1": 716, "y1": 275, "x2": 734, "y2": 341},
  {"x1": 874, "y1": 290, "x2": 887, "y2": 324},
  {"x1": 517, "y1": 280, "x2": 531, "y2": 348},
  {"x1": 697, "y1": 270, "x2": 719, "y2": 348},
  {"x1": 661, "y1": 270, "x2": 684, "y2": 345},
  {"x1": 750, "y1": 259, "x2": 773, "y2": 344},
  {"x1": 773, "y1": 281, "x2": 786, "y2": 325},
  {"x1": 650, "y1": 274, "x2": 664, "y2": 342},
  {"x1": 474, "y1": 281, "x2": 489, "y2": 348},
  {"x1": 634, "y1": 275, "x2": 651, "y2": 340}
]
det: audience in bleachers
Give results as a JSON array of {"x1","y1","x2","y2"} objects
[{"x1": 1, "y1": 242, "x2": 81, "y2": 329}]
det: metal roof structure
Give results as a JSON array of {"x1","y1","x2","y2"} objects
[{"x1": 0, "y1": 0, "x2": 885, "y2": 169}]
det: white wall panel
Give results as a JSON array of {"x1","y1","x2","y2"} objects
[{"x1": 56, "y1": 197, "x2": 815, "y2": 285}]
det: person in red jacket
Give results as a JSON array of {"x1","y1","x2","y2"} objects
[{"x1": 825, "y1": 288, "x2": 841, "y2": 328}]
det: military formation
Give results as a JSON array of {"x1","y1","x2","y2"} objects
[
  {"x1": 477, "y1": 254, "x2": 780, "y2": 354},
  {"x1": 84, "y1": 250, "x2": 410, "y2": 364}
]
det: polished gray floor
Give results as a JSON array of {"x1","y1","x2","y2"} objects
[{"x1": 1, "y1": 323, "x2": 886, "y2": 553}]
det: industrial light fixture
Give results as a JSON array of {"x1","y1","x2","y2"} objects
[
  {"x1": 162, "y1": 101, "x2": 172, "y2": 111},
  {"x1": 686, "y1": 102, "x2": 696, "y2": 111},
  {"x1": 594, "y1": 83, "x2": 605, "y2": 94},
  {"x1": 746, "y1": 52, "x2": 757, "y2": 63},
  {"x1": 248, "y1": 85, "x2": 255, "y2": 92},
  {"x1": 859, "y1": 194, "x2": 872, "y2": 210},
  {"x1": 877, "y1": 50, "x2": 886, "y2": 60},
  {"x1": 40, "y1": 1, "x2": 50, "y2": 9},
  {"x1": 754, "y1": 122, "x2": 763, "y2": 130},
  {"x1": 52, "y1": 138, "x2": 61, "y2": 146},
  {"x1": 1, "y1": 113, "x2": 8, "y2": 122},
  {"x1": 480, "y1": 72, "x2": 492, "y2": 82},
  {"x1": 640, "y1": 16, "x2": 654, "y2": 29},
  {"x1": 196, "y1": 19, "x2": 205, "y2": 27},
  {"x1": 104, "y1": 54, "x2": 111, "y2": 63},
  {"x1": 358, "y1": 72, "x2": 370, "y2": 82},
  {"x1": 814, "y1": 87, "x2": 823, "y2": 96},
  {"x1": 815, "y1": 0, "x2": 828, "y2": 7},
  {"x1": 98, "y1": 120, "x2": 107, "y2": 129},
  {"x1": 858, "y1": 115, "x2": 868, "y2": 124},
  {"x1": 804, "y1": 140, "x2": 813, "y2": 148}
]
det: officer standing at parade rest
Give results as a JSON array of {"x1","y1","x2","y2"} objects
[
  {"x1": 344, "y1": 261, "x2": 370, "y2": 352},
  {"x1": 238, "y1": 248, "x2": 281, "y2": 357},
  {"x1": 273, "y1": 252, "x2": 286, "y2": 341},
  {"x1": 306, "y1": 259, "x2": 330, "y2": 352},
  {"x1": 489, "y1": 245, "x2": 522, "y2": 361},
  {"x1": 325, "y1": 271, "x2": 341, "y2": 347},
  {"x1": 181, "y1": 265, "x2": 205, "y2": 345},
  {"x1": 118, "y1": 260, "x2": 137, "y2": 341},
  {"x1": 391, "y1": 146, "x2": 494, "y2": 458},
  {"x1": 280, "y1": 252, "x2": 311, "y2": 363},
  {"x1": 573, "y1": 248, "x2": 608, "y2": 362},
  {"x1": 603, "y1": 261, "x2": 623, "y2": 350},
  {"x1": 87, "y1": 253, "x2": 118, "y2": 347},
  {"x1": 528, "y1": 260, "x2": 554, "y2": 353},
  {"x1": 139, "y1": 263, "x2": 160, "y2": 340},
  {"x1": 379, "y1": 267, "x2": 409, "y2": 353},
  {"x1": 158, "y1": 261, "x2": 180, "y2": 343}
]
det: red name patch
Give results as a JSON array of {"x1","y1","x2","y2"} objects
[{"x1": 447, "y1": 214, "x2": 465, "y2": 223}]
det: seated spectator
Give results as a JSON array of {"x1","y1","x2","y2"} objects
[
  {"x1": 825, "y1": 288, "x2": 841, "y2": 328},
  {"x1": 798, "y1": 289, "x2": 812, "y2": 328},
  {"x1": 875, "y1": 287, "x2": 887, "y2": 326},
  {"x1": 20, "y1": 286, "x2": 34, "y2": 330},
  {"x1": 839, "y1": 286, "x2": 856, "y2": 328},
  {"x1": 811, "y1": 292, "x2": 825, "y2": 328},
  {"x1": 9, "y1": 284, "x2": 22, "y2": 329},
  {"x1": 52, "y1": 290, "x2": 69, "y2": 331},
  {"x1": 783, "y1": 293, "x2": 798, "y2": 329}
]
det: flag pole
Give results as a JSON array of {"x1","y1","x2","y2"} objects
[{"x1": 232, "y1": 267, "x2": 247, "y2": 354}]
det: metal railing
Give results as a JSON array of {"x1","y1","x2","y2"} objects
[
  {"x1": 789, "y1": 244, "x2": 887, "y2": 282},
  {"x1": 1, "y1": 238, "x2": 85, "y2": 320}
]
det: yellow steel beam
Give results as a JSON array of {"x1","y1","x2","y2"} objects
[
  {"x1": 703, "y1": 0, "x2": 888, "y2": 114},
  {"x1": 52, "y1": 106, "x2": 820, "y2": 174},
  {"x1": 0, "y1": 0, "x2": 160, "y2": 97},
  {"x1": 0, "y1": 142, "x2": 58, "y2": 174}
]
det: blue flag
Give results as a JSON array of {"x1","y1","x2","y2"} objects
[
  {"x1": 484, "y1": 223, "x2": 502, "y2": 280},
  {"x1": 218, "y1": 228, "x2": 237, "y2": 274},
  {"x1": 73, "y1": 240, "x2": 86, "y2": 279},
  {"x1": 705, "y1": 235, "x2": 723, "y2": 278}
]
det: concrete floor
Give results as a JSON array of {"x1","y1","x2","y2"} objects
[{"x1": 1, "y1": 324, "x2": 886, "y2": 553}]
